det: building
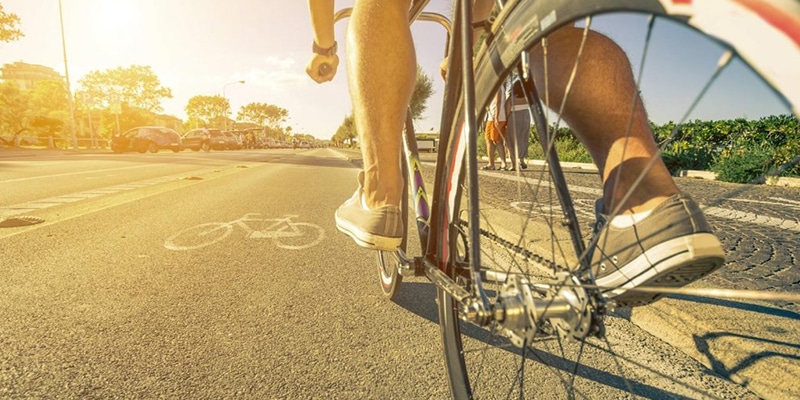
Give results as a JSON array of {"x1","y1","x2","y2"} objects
[{"x1": 0, "y1": 61, "x2": 63, "y2": 90}]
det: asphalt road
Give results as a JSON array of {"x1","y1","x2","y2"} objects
[{"x1": 0, "y1": 147, "x2": 797, "y2": 399}]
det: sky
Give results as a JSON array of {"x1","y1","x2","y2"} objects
[
  {"x1": 0, "y1": 1, "x2": 791, "y2": 139},
  {"x1": 0, "y1": 0, "x2": 454, "y2": 139}
]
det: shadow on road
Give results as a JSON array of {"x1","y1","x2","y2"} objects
[
  {"x1": 693, "y1": 331, "x2": 800, "y2": 380},
  {"x1": 391, "y1": 281, "x2": 700, "y2": 398}
]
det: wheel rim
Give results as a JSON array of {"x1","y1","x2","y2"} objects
[
  {"x1": 435, "y1": 2, "x2": 800, "y2": 398},
  {"x1": 377, "y1": 251, "x2": 399, "y2": 291}
]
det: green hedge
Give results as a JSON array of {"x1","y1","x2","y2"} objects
[{"x1": 501, "y1": 115, "x2": 799, "y2": 183}]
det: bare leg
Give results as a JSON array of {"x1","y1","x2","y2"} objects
[
  {"x1": 496, "y1": 139, "x2": 508, "y2": 169},
  {"x1": 506, "y1": 120, "x2": 518, "y2": 168},
  {"x1": 347, "y1": 0, "x2": 416, "y2": 208},
  {"x1": 486, "y1": 134, "x2": 497, "y2": 168},
  {"x1": 530, "y1": 27, "x2": 678, "y2": 214}
]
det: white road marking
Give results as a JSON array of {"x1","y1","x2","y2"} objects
[{"x1": 0, "y1": 163, "x2": 161, "y2": 184}]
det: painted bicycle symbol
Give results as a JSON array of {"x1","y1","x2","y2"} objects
[{"x1": 164, "y1": 213, "x2": 325, "y2": 251}]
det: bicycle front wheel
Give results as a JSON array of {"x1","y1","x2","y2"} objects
[{"x1": 435, "y1": 0, "x2": 800, "y2": 398}]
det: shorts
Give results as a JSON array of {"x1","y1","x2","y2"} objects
[{"x1": 485, "y1": 121, "x2": 507, "y2": 142}]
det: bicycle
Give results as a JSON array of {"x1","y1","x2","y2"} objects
[
  {"x1": 164, "y1": 213, "x2": 324, "y2": 251},
  {"x1": 329, "y1": 0, "x2": 800, "y2": 398}
]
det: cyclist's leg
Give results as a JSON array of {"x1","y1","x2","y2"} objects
[
  {"x1": 530, "y1": 27, "x2": 724, "y2": 305},
  {"x1": 347, "y1": 0, "x2": 415, "y2": 209},
  {"x1": 530, "y1": 27, "x2": 677, "y2": 214},
  {"x1": 334, "y1": 0, "x2": 414, "y2": 251}
]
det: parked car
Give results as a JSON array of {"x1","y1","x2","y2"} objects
[
  {"x1": 263, "y1": 138, "x2": 281, "y2": 149},
  {"x1": 181, "y1": 129, "x2": 211, "y2": 152},
  {"x1": 182, "y1": 128, "x2": 228, "y2": 151},
  {"x1": 111, "y1": 126, "x2": 181, "y2": 153},
  {"x1": 223, "y1": 131, "x2": 242, "y2": 150}
]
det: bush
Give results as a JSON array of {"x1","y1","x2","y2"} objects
[
  {"x1": 527, "y1": 128, "x2": 592, "y2": 163},
  {"x1": 712, "y1": 143, "x2": 776, "y2": 183},
  {"x1": 661, "y1": 141, "x2": 715, "y2": 174}
]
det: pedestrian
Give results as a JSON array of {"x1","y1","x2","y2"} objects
[
  {"x1": 505, "y1": 77, "x2": 531, "y2": 170},
  {"x1": 483, "y1": 84, "x2": 509, "y2": 170}
]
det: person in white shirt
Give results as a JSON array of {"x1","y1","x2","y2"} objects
[{"x1": 505, "y1": 77, "x2": 531, "y2": 170}]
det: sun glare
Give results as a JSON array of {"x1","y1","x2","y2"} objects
[
  {"x1": 76, "y1": 0, "x2": 148, "y2": 65},
  {"x1": 94, "y1": 0, "x2": 138, "y2": 32}
]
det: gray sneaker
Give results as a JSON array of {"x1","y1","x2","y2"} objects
[
  {"x1": 589, "y1": 193, "x2": 725, "y2": 307},
  {"x1": 335, "y1": 172, "x2": 403, "y2": 251}
]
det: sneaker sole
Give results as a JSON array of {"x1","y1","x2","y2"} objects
[
  {"x1": 335, "y1": 213, "x2": 403, "y2": 251},
  {"x1": 595, "y1": 232, "x2": 725, "y2": 307}
]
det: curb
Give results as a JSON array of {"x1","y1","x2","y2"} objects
[
  {"x1": 678, "y1": 169, "x2": 800, "y2": 187},
  {"x1": 678, "y1": 169, "x2": 718, "y2": 180},
  {"x1": 527, "y1": 159, "x2": 598, "y2": 171},
  {"x1": 767, "y1": 176, "x2": 800, "y2": 188},
  {"x1": 480, "y1": 157, "x2": 599, "y2": 171}
]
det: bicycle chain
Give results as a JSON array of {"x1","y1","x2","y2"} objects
[{"x1": 456, "y1": 219, "x2": 569, "y2": 274}]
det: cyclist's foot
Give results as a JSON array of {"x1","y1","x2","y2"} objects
[
  {"x1": 590, "y1": 193, "x2": 725, "y2": 307},
  {"x1": 335, "y1": 172, "x2": 403, "y2": 251}
]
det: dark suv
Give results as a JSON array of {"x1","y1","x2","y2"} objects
[
  {"x1": 182, "y1": 129, "x2": 228, "y2": 151},
  {"x1": 111, "y1": 126, "x2": 182, "y2": 153}
]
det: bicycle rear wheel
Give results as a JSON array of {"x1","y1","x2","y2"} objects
[{"x1": 434, "y1": 0, "x2": 800, "y2": 398}]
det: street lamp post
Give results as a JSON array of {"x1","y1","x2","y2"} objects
[
  {"x1": 58, "y1": 0, "x2": 78, "y2": 150},
  {"x1": 222, "y1": 80, "x2": 245, "y2": 131}
]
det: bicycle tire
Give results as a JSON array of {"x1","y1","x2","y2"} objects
[
  {"x1": 377, "y1": 144, "x2": 410, "y2": 299},
  {"x1": 434, "y1": 0, "x2": 800, "y2": 398}
]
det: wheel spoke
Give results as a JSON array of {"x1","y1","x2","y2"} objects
[{"x1": 437, "y1": 2, "x2": 800, "y2": 398}]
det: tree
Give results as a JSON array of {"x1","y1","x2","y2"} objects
[
  {"x1": 0, "y1": 4, "x2": 23, "y2": 43},
  {"x1": 185, "y1": 95, "x2": 229, "y2": 128},
  {"x1": 410, "y1": 65, "x2": 434, "y2": 121},
  {"x1": 261, "y1": 125, "x2": 286, "y2": 140},
  {"x1": 77, "y1": 65, "x2": 172, "y2": 113},
  {"x1": 332, "y1": 114, "x2": 356, "y2": 146},
  {"x1": 237, "y1": 102, "x2": 288, "y2": 128},
  {"x1": 27, "y1": 80, "x2": 69, "y2": 146},
  {"x1": 28, "y1": 80, "x2": 68, "y2": 114},
  {"x1": 0, "y1": 81, "x2": 30, "y2": 145}
]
